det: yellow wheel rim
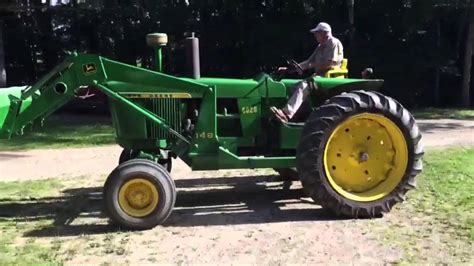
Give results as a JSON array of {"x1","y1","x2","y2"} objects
[
  {"x1": 323, "y1": 113, "x2": 408, "y2": 202},
  {"x1": 118, "y1": 178, "x2": 159, "y2": 217}
]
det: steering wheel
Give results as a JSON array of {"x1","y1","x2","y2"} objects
[{"x1": 285, "y1": 58, "x2": 304, "y2": 73}]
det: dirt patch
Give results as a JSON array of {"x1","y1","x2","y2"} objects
[
  {"x1": 417, "y1": 119, "x2": 474, "y2": 149},
  {"x1": 1, "y1": 146, "x2": 122, "y2": 182}
]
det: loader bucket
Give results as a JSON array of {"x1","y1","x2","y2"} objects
[{"x1": 0, "y1": 86, "x2": 31, "y2": 136}]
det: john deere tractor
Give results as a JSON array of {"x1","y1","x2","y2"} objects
[{"x1": 0, "y1": 33, "x2": 423, "y2": 229}]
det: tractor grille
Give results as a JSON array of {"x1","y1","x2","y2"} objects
[{"x1": 145, "y1": 98, "x2": 182, "y2": 140}]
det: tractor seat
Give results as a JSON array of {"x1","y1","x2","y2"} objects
[{"x1": 325, "y1": 58, "x2": 348, "y2": 79}]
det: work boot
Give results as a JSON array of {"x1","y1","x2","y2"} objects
[{"x1": 270, "y1": 106, "x2": 289, "y2": 122}]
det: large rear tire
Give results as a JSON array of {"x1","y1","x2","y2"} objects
[
  {"x1": 103, "y1": 159, "x2": 176, "y2": 229},
  {"x1": 296, "y1": 91, "x2": 423, "y2": 218}
]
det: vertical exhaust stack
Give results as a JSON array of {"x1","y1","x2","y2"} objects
[
  {"x1": 186, "y1": 32, "x2": 201, "y2": 79},
  {"x1": 146, "y1": 33, "x2": 168, "y2": 72}
]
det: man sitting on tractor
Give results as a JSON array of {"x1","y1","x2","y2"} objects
[{"x1": 271, "y1": 22, "x2": 344, "y2": 122}]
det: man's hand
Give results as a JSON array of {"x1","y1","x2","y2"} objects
[
  {"x1": 278, "y1": 66, "x2": 288, "y2": 73},
  {"x1": 278, "y1": 66, "x2": 303, "y2": 76}
]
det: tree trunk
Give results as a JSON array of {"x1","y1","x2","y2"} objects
[
  {"x1": 0, "y1": 20, "x2": 6, "y2": 87},
  {"x1": 346, "y1": 0, "x2": 355, "y2": 44},
  {"x1": 461, "y1": 20, "x2": 474, "y2": 107},
  {"x1": 434, "y1": 19, "x2": 440, "y2": 106},
  {"x1": 347, "y1": 0, "x2": 354, "y2": 24}
]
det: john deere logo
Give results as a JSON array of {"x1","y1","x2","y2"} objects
[{"x1": 83, "y1": 63, "x2": 97, "y2": 75}]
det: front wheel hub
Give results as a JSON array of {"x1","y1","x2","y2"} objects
[{"x1": 118, "y1": 178, "x2": 160, "y2": 217}]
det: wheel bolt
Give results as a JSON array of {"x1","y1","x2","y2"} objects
[{"x1": 359, "y1": 152, "x2": 369, "y2": 162}]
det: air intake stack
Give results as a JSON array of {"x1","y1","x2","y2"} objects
[{"x1": 146, "y1": 33, "x2": 168, "y2": 72}]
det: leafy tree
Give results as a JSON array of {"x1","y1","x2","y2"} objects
[{"x1": 0, "y1": 0, "x2": 472, "y2": 107}]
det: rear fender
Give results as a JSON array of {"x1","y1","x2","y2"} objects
[{"x1": 314, "y1": 77, "x2": 384, "y2": 93}]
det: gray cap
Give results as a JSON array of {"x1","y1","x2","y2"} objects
[{"x1": 310, "y1": 22, "x2": 332, "y2": 33}]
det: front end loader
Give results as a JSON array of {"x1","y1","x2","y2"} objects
[{"x1": 0, "y1": 33, "x2": 423, "y2": 229}]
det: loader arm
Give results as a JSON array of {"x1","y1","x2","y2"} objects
[
  {"x1": 0, "y1": 56, "x2": 80, "y2": 138},
  {"x1": 0, "y1": 53, "x2": 210, "y2": 144}
]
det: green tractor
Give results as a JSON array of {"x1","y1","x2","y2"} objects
[{"x1": 0, "y1": 33, "x2": 423, "y2": 229}]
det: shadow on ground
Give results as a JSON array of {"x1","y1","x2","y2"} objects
[
  {"x1": 0, "y1": 175, "x2": 345, "y2": 237},
  {"x1": 418, "y1": 120, "x2": 474, "y2": 133},
  {"x1": 0, "y1": 152, "x2": 31, "y2": 160}
]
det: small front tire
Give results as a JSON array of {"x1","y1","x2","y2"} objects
[
  {"x1": 118, "y1": 148, "x2": 138, "y2": 164},
  {"x1": 103, "y1": 159, "x2": 176, "y2": 229}
]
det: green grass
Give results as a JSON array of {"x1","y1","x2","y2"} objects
[
  {"x1": 371, "y1": 148, "x2": 474, "y2": 264},
  {"x1": 411, "y1": 148, "x2": 474, "y2": 240},
  {"x1": 413, "y1": 108, "x2": 474, "y2": 120},
  {"x1": 0, "y1": 179, "x2": 64, "y2": 264},
  {"x1": 0, "y1": 222, "x2": 60, "y2": 265},
  {"x1": 0, "y1": 114, "x2": 115, "y2": 151},
  {"x1": 0, "y1": 179, "x2": 63, "y2": 200},
  {"x1": 0, "y1": 177, "x2": 128, "y2": 264}
]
